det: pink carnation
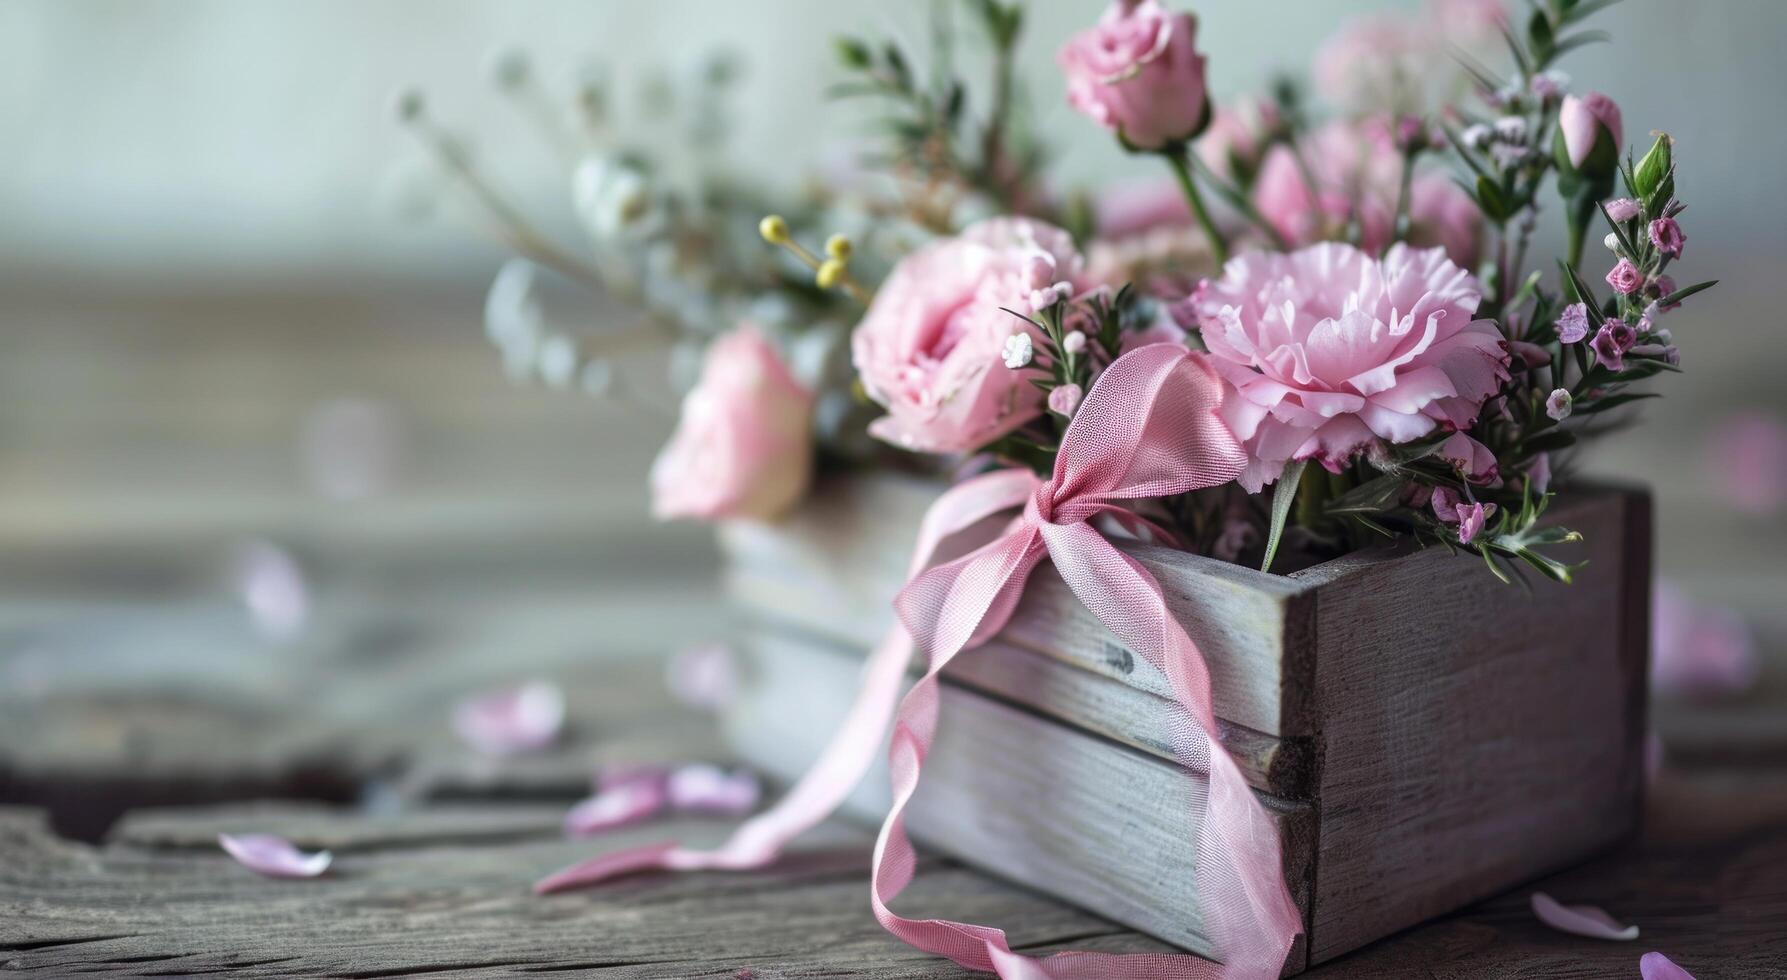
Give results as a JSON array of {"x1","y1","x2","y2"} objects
[
  {"x1": 1058, "y1": 1, "x2": 1209, "y2": 151},
  {"x1": 851, "y1": 218, "x2": 1084, "y2": 453},
  {"x1": 1606, "y1": 257, "x2": 1645, "y2": 295},
  {"x1": 1191, "y1": 242, "x2": 1511, "y2": 492},
  {"x1": 1253, "y1": 119, "x2": 1481, "y2": 270},
  {"x1": 651, "y1": 326, "x2": 814, "y2": 521}
]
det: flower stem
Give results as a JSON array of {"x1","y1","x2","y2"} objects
[{"x1": 1164, "y1": 146, "x2": 1229, "y2": 265}]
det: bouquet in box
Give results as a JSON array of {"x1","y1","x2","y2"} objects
[{"x1": 397, "y1": 0, "x2": 1711, "y2": 974}]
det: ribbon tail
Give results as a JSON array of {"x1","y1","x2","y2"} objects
[{"x1": 534, "y1": 470, "x2": 1041, "y2": 893}]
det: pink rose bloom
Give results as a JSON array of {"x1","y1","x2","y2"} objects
[
  {"x1": 1191, "y1": 242, "x2": 1511, "y2": 492},
  {"x1": 852, "y1": 218, "x2": 1084, "y2": 453},
  {"x1": 1059, "y1": 0, "x2": 1209, "y2": 151},
  {"x1": 1438, "y1": 431, "x2": 1501, "y2": 485},
  {"x1": 1559, "y1": 92, "x2": 1623, "y2": 169},
  {"x1": 1605, "y1": 257, "x2": 1644, "y2": 295},
  {"x1": 1253, "y1": 120, "x2": 1481, "y2": 269},
  {"x1": 651, "y1": 326, "x2": 814, "y2": 521}
]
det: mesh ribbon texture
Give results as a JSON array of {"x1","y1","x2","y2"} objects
[{"x1": 535, "y1": 344, "x2": 1304, "y2": 979}]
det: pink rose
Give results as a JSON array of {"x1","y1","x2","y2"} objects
[
  {"x1": 851, "y1": 218, "x2": 1084, "y2": 453},
  {"x1": 1253, "y1": 119, "x2": 1481, "y2": 270},
  {"x1": 1649, "y1": 217, "x2": 1685, "y2": 257},
  {"x1": 1605, "y1": 257, "x2": 1644, "y2": 295},
  {"x1": 1059, "y1": 1, "x2": 1209, "y2": 151},
  {"x1": 650, "y1": 326, "x2": 814, "y2": 521},
  {"x1": 1559, "y1": 92, "x2": 1623, "y2": 170},
  {"x1": 1191, "y1": 242, "x2": 1511, "y2": 492},
  {"x1": 1438, "y1": 431, "x2": 1501, "y2": 485}
]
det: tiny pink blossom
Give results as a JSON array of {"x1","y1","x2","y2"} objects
[
  {"x1": 1190, "y1": 243, "x2": 1509, "y2": 491},
  {"x1": 1649, "y1": 217, "x2": 1685, "y2": 257},
  {"x1": 1650, "y1": 275, "x2": 1682, "y2": 311},
  {"x1": 1591, "y1": 319, "x2": 1636, "y2": 371},
  {"x1": 1604, "y1": 198, "x2": 1642, "y2": 222},
  {"x1": 1529, "y1": 69, "x2": 1569, "y2": 101},
  {"x1": 1546, "y1": 388, "x2": 1572, "y2": 421},
  {"x1": 1455, "y1": 501, "x2": 1495, "y2": 544},
  {"x1": 1058, "y1": 1, "x2": 1209, "y2": 151},
  {"x1": 1048, "y1": 383, "x2": 1084, "y2": 417},
  {"x1": 1559, "y1": 92, "x2": 1623, "y2": 169},
  {"x1": 1555, "y1": 302, "x2": 1591, "y2": 343},
  {"x1": 1605, "y1": 257, "x2": 1644, "y2": 295}
]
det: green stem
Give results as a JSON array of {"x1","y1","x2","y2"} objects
[
  {"x1": 1386, "y1": 150, "x2": 1416, "y2": 257},
  {"x1": 1164, "y1": 146, "x2": 1229, "y2": 265}
]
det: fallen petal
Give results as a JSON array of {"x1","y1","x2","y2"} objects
[
  {"x1": 667, "y1": 764, "x2": 761, "y2": 816},
  {"x1": 666, "y1": 643, "x2": 739, "y2": 712},
  {"x1": 453, "y1": 681, "x2": 565, "y2": 756},
  {"x1": 564, "y1": 770, "x2": 670, "y2": 837},
  {"x1": 1640, "y1": 952, "x2": 1697, "y2": 980},
  {"x1": 534, "y1": 840, "x2": 680, "y2": 894},
  {"x1": 1531, "y1": 891, "x2": 1639, "y2": 941},
  {"x1": 218, "y1": 833, "x2": 332, "y2": 878}
]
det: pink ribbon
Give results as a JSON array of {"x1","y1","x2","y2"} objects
[{"x1": 537, "y1": 345, "x2": 1303, "y2": 978}]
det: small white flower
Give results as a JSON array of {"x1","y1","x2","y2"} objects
[
  {"x1": 1493, "y1": 115, "x2": 1528, "y2": 144},
  {"x1": 1062, "y1": 330, "x2": 1087, "y2": 354},
  {"x1": 1545, "y1": 388, "x2": 1573, "y2": 422},
  {"x1": 536, "y1": 333, "x2": 580, "y2": 389},
  {"x1": 573, "y1": 157, "x2": 652, "y2": 239},
  {"x1": 484, "y1": 259, "x2": 543, "y2": 350},
  {"x1": 1001, "y1": 333, "x2": 1034, "y2": 370},
  {"x1": 1461, "y1": 123, "x2": 1492, "y2": 150},
  {"x1": 1027, "y1": 281, "x2": 1071, "y2": 312},
  {"x1": 1604, "y1": 232, "x2": 1622, "y2": 251}
]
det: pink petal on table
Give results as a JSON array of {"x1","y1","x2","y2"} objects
[
  {"x1": 1652, "y1": 582, "x2": 1759, "y2": 699},
  {"x1": 1640, "y1": 952, "x2": 1697, "y2": 980},
  {"x1": 1531, "y1": 891, "x2": 1639, "y2": 941},
  {"x1": 666, "y1": 643, "x2": 739, "y2": 712},
  {"x1": 564, "y1": 769, "x2": 671, "y2": 837},
  {"x1": 667, "y1": 764, "x2": 761, "y2": 816},
  {"x1": 218, "y1": 833, "x2": 332, "y2": 878},
  {"x1": 453, "y1": 681, "x2": 566, "y2": 756},
  {"x1": 534, "y1": 840, "x2": 679, "y2": 894}
]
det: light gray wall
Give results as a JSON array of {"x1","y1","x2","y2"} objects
[{"x1": 3, "y1": 0, "x2": 1782, "y2": 282}]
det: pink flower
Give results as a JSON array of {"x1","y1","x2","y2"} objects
[
  {"x1": 1707, "y1": 411, "x2": 1787, "y2": 514},
  {"x1": 651, "y1": 326, "x2": 814, "y2": 521},
  {"x1": 1438, "y1": 431, "x2": 1501, "y2": 485},
  {"x1": 1605, "y1": 257, "x2": 1645, "y2": 295},
  {"x1": 1649, "y1": 217, "x2": 1685, "y2": 257},
  {"x1": 1652, "y1": 582, "x2": 1758, "y2": 699},
  {"x1": 1048, "y1": 383, "x2": 1084, "y2": 417},
  {"x1": 1591, "y1": 318, "x2": 1637, "y2": 371},
  {"x1": 1191, "y1": 242, "x2": 1511, "y2": 491},
  {"x1": 1058, "y1": 1, "x2": 1209, "y2": 151},
  {"x1": 1555, "y1": 302, "x2": 1591, "y2": 343},
  {"x1": 1605, "y1": 197, "x2": 1642, "y2": 222},
  {"x1": 1559, "y1": 92, "x2": 1623, "y2": 170},
  {"x1": 1650, "y1": 275, "x2": 1682, "y2": 311},
  {"x1": 1253, "y1": 120, "x2": 1481, "y2": 269},
  {"x1": 1456, "y1": 500, "x2": 1495, "y2": 544},
  {"x1": 852, "y1": 218, "x2": 1084, "y2": 453}
]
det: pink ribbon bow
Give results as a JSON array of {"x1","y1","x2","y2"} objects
[{"x1": 536, "y1": 345, "x2": 1304, "y2": 979}]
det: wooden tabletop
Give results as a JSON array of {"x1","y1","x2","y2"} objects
[{"x1": 3, "y1": 278, "x2": 1784, "y2": 977}]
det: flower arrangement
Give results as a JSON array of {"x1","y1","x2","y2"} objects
[
  {"x1": 396, "y1": 0, "x2": 1710, "y2": 974},
  {"x1": 399, "y1": 0, "x2": 1708, "y2": 585}
]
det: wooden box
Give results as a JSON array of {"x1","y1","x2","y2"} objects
[{"x1": 718, "y1": 473, "x2": 1651, "y2": 973}]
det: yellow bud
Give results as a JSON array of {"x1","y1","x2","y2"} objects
[
  {"x1": 758, "y1": 214, "x2": 790, "y2": 245},
  {"x1": 824, "y1": 233, "x2": 853, "y2": 261},
  {"x1": 816, "y1": 258, "x2": 846, "y2": 290}
]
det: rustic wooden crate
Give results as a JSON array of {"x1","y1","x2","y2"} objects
[{"x1": 719, "y1": 472, "x2": 1650, "y2": 973}]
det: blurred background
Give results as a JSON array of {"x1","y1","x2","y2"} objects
[{"x1": 2, "y1": 0, "x2": 1783, "y2": 835}]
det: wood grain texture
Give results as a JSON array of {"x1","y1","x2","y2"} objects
[
  {"x1": 1295, "y1": 488, "x2": 1649, "y2": 963},
  {"x1": 722, "y1": 631, "x2": 1317, "y2": 969}
]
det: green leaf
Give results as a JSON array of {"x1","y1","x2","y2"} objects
[
  {"x1": 1657, "y1": 279, "x2": 1718, "y2": 308},
  {"x1": 833, "y1": 37, "x2": 873, "y2": 71},
  {"x1": 1325, "y1": 473, "x2": 1408, "y2": 517},
  {"x1": 1527, "y1": 8, "x2": 1556, "y2": 60},
  {"x1": 1600, "y1": 201, "x2": 1641, "y2": 257},
  {"x1": 1474, "y1": 175, "x2": 1511, "y2": 222},
  {"x1": 1548, "y1": 30, "x2": 1611, "y2": 57},
  {"x1": 1260, "y1": 459, "x2": 1308, "y2": 574},
  {"x1": 1557, "y1": 257, "x2": 1600, "y2": 309},
  {"x1": 1633, "y1": 134, "x2": 1672, "y2": 202}
]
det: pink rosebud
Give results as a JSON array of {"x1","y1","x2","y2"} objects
[
  {"x1": 1559, "y1": 92, "x2": 1623, "y2": 170},
  {"x1": 1020, "y1": 250, "x2": 1058, "y2": 291},
  {"x1": 1545, "y1": 388, "x2": 1572, "y2": 421},
  {"x1": 1456, "y1": 501, "x2": 1496, "y2": 545},
  {"x1": 1605, "y1": 257, "x2": 1644, "y2": 295},
  {"x1": 652, "y1": 326, "x2": 814, "y2": 521},
  {"x1": 1649, "y1": 217, "x2": 1685, "y2": 257},
  {"x1": 1604, "y1": 198, "x2": 1642, "y2": 222},
  {"x1": 1047, "y1": 382, "x2": 1084, "y2": 417},
  {"x1": 1555, "y1": 302, "x2": 1591, "y2": 343},
  {"x1": 1058, "y1": 1, "x2": 1209, "y2": 151}
]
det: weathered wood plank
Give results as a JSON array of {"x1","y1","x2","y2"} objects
[
  {"x1": 722, "y1": 632, "x2": 1317, "y2": 968},
  {"x1": 1297, "y1": 488, "x2": 1648, "y2": 964}
]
